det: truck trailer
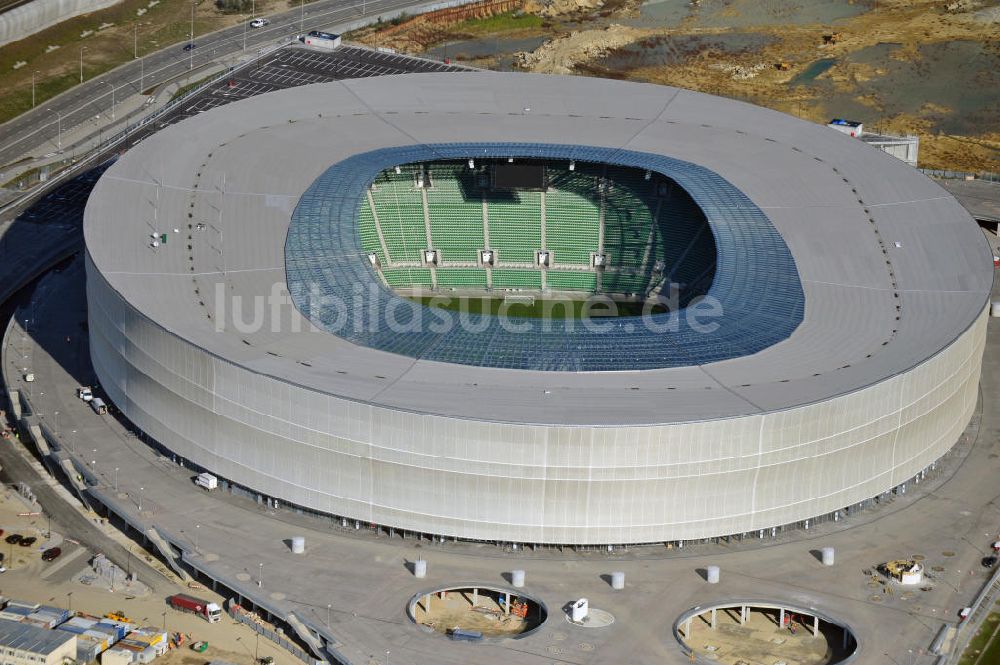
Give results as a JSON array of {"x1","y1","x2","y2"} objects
[{"x1": 166, "y1": 594, "x2": 222, "y2": 623}]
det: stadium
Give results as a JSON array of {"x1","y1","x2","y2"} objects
[{"x1": 83, "y1": 72, "x2": 992, "y2": 546}]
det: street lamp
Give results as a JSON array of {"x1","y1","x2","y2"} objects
[
  {"x1": 114, "y1": 467, "x2": 119, "y2": 492},
  {"x1": 101, "y1": 81, "x2": 115, "y2": 121},
  {"x1": 189, "y1": 2, "x2": 195, "y2": 71},
  {"x1": 138, "y1": 486, "x2": 144, "y2": 511},
  {"x1": 47, "y1": 108, "x2": 62, "y2": 149},
  {"x1": 326, "y1": 604, "x2": 331, "y2": 626},
  {"x1": 70, "y1": 429, "x2": 77, "y2": 453},
  {"x1": 79, "y1": 47, "x2": 86, "y2": 83},
  {"x1": 195, "y1": 524, "x2": 200, "y2": 551},
  {"x1": 32, "y1": 70, "x2": 38, "y2": 108},
  {"x1": 258, "y1": 562, "x2": 263, "y2": 587},
  {"x1": 53, "y1": 410, "x2": 59, "y2": 436}
]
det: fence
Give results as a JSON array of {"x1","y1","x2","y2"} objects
[
  {"x1": 919, "y1": 168, "x2": 1000, "y2": 183},
  {"x1": 228, "y1": 601, "x2": 321, "y2": 665}
]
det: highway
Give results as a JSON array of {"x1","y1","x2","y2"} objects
[{"x1": 0, "y1": 0, "x2": 442, "y2": 167}]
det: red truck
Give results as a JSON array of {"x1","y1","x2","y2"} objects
[{"x1": 167, "y1": 594, "x2": 222, "y2": 623}]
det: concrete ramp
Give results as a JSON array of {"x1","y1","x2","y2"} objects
[
  {"x1": 26, "y1": 423, "x2": 51, "y2": 456},
  {"x1": 58, "y1": 458, "x2": 92, "y2": 510},
  {"x1": 284, "y1": 611, "x2": 327, "y2": 662},
  {"x1": 144, "y1": 527, "x2": 191, "y2": 582}
]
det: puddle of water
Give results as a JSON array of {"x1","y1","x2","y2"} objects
[
  {"x1": 629, "y1": 0, "x2": 873, "y2": 28},
  {"x1": 596, "y1": 32, "x2": 774, "y2": 70},
  {"x1": 809, "y1": 39, "x2": 1000, "y2": 134},
  {"x1": 692, "y1": 0, "x2": 873, "y2": 28},
  {"x1": 789, "y1": 57, "x2": 836, "y2": 85},
  {"x1": 425, "y1": 35, "x2": 548, "y2": 62}
]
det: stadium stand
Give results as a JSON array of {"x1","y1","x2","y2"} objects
[{"x1": 360, "y1": 159, "x2": 716, "y2": 300}]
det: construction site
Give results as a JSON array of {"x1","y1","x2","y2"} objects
[
  {"x1": 677, "y1": 604, "x2": 855, "y2": 665},
  {"x1": 409, "y1": 587, "x2": 546, "y2": 640},
  {"x1": 351, "y1": 0, "x2": 999, "y2": 172}
]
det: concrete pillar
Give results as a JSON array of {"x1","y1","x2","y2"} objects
[
  {"x1": 813, "y1": 615, "x2": 819, "y2": 637},
  {"x1": 779, "y1": 607, "x2": 785, "y2": 628},
  {"x1": 684, "y1": 617, "x2": 692, "y2": 637},
  {"x1": 740, "y1": 606, "x2": 747, "y2": 625},
  {"x1": 710, "y1": 608, "x2": 716, "y2": 629},
  {"x1": 472, "y1": 588, "x2": 478, "y2": 607},
  {"x1": 505, "y1": 593, "x2": 511, "y2": 615},
  {"x1": 842, "y1": 627, "x2": 848, "y2": 649},
  {"x1": 424, "y1": 594, "x2": 431, "y2": 611}
]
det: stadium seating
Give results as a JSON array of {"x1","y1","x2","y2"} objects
[
  {"x1": 545, "y1": 167, "x2": 601, "y2": 266},
  {"x1": 426, "y1": 163, "x2": 484, "y2": 263},
  {"x1": 359, "y1": 161, "x2": 716, "y2": 300},
  {"x1": 370, "y1": 165, "x2": 427, "y2": 263},
  {"x1": 485, "y1": 191, "x2": 542, "y2": 264}
]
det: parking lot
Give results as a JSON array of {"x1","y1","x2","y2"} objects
[{"x1": 165, "y1": 44, "x2": 472, "y2": 125}]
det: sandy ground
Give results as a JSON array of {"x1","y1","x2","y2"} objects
[
  {"x1": 682, "y1": 607, "x2": 848, "y2": 665},
  {"x1": 0, "y1": 487, "x2": 299, "y2": 665},
  {"x1": 412, "y1": 589, "x2": 541, "y2": 637}
]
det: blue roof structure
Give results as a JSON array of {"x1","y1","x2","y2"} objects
[{"x1": 286, "y1": 143, "x2": 804, "y2": 371}]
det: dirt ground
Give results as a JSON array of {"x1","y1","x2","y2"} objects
[
  {"x1": 682, "y1": 607, "x2": 851, "y2": 665},
  {"x1": 360, "y1": 0, "x2": 1000, "y2": 172},
  {"x1": 0, "y1": 486, "x2": 297, "y2": 665},
  {"x1": 411, "y1": 588, "x2": 542, "y2": 637}
]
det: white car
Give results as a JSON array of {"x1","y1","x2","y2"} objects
[{"x1": 250, "y1": 17, "x2": 269, "y2": 27}]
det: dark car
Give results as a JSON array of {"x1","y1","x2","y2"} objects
[
  {"x1": 983, "y1": 556, "x2": 998, "y2": 569},
  {"x1": 17, "y1": 536, "x2": 36, "y2": 547},
  {"x1": 4, "y1": 534, "x2": 21, "y2": 544},
  {"x1": 182, "y1": 43, "x2": 197, "y2": 51},
  {"x1": 41, "y1": 547, "x2": 61, "y2": 562}
]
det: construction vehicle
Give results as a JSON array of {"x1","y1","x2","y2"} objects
[
  {"x1": 77, "y1": 386, "x2": 93, "y2": 402},
  {"x1": 167, "y1": 594, "x2": 222, "y2": 623}
]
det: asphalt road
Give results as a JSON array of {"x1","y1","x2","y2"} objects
[
  {"x1": 0, "y1": 0, "x2": 441, "y2": 167},
  {"x1": 0, "y1": 437, "x2": 176, "y2": 594}
]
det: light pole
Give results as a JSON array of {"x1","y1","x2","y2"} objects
[
  {"x1": 258, "y1": 562, "x2": 263, "y2": 587},
  {"x1": 189, "y1": 2, "x2": 195, "y2": 71},
  {"x1": 385, "y1": 650, "x2": 390, "y2": 665},
  {"x1": 102, "y1": 80, "x2": 115, "y2": 121},
  {"x1": 79, "y1": 47, "x2": 86, "y2": 83},
  {"x1": 67, "y1": 592, "x2": 72, "y2": 612},
  {"x1": 114, "y1": 467, "x2": 119, "y2": 492},
  {"x1": 47, "y1": 108, "x2": 62, "y2": 149},
  {"x1": 251, "y1": 0, "x2": 255, "y2": 19},
  {"x1": 53, "y1": 410, "x2": 59, "y2": 436},
  {"x1": 326, "y1": 604, "x2": 331, "y2": 626},
  {"x1": 133, "y1": 22, "x2": 138, "y2": 59},
  {"x1": 32, "y1": 70, "x2": 38, "y2": 107},
  {"x1": 194, "y1": 524, "x2": 199, "y2": 551},
  {"x1": 138, "y1": 486, "x2": 144, "y2": 511},
  {"x1": 70, "y1": 429, "x2": 76, "y2": 453},
  {"x1": 243, "y1": 15, "x2": 247, "y2": 51},
  {"x1": 300, "y1": 0, "x2": 304, "y2": 33}
]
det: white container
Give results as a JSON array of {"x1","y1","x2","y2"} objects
[
  {"x1": 821, "y1": 547, "x2": 835, "y2": 566},
  {"x1": 706, "y1": 565, "x2": 720, "y2": 584},
  {"x1": 290, "y1": 536, "x2": 305, "y2": 554},
  {"x1": 413, "y1": 559, "x2": 427, "y2": 578},
  {"x1": 196, "y1": 472, "x2": 218, "y2": 490},
  {"x1": 511, "y1": 569, "x2": 525, "y2": 588},
  {"x1": 610, "y1": 571, "x2": 625, "y2": 589},
  {"x1": 571, "y1": 598, "x2": 589, "y2": 623}
]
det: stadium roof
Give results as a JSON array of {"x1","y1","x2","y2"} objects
[
  {"x1": 84, "y1": 71, "x2": 993, "y2": 426},
  {"x1": 286, "y1": 142, "x2": 804, "y2": 371}
]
